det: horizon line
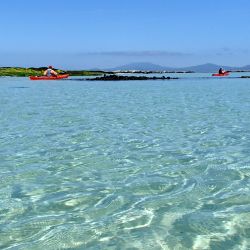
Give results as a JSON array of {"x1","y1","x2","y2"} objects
[{"x1": 1, "y1": 62, "x2": 250, "y2": 70}]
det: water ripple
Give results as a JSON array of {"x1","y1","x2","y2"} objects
[{"x1": 0, "y1": 77, "x2": 250, "y2": 249}]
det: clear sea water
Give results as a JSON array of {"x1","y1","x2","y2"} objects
[{"x1": 0, "y1": 74, "x2": 250, "y2": 249}]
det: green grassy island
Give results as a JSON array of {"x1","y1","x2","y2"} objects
[{"x1": 0, "y1": 67, "x2": 108, "y2": 77}]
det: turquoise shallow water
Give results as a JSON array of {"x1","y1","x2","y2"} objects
[{"x1": 0, "y1": 75, "x2": 250, "y2": 249}]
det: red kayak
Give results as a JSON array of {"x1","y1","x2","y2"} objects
[
  {"x1": 29, "y1": 74, "x2": 69, "y2": 80},
  {"x1": 212, "y1": 72, "x2": 229, "y2": 77}
]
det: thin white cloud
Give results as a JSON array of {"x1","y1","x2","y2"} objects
[{"x1": 81, "y1": 51, "x2": 192, "y2": 57}]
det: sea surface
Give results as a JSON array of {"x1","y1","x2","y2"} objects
[{"x1": 0, "y1": 74, "x2": 250, "y2": 249}]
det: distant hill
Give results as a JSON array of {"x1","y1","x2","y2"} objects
[
  {"x1": 181, "y1": 63, "x2": 250, "y2": 72},
  {"x1": 180, "y1": 63, "x2": 227, "y2": 73},
  {"x1": 108, "y1": 62, "x2": 174, "y2": 71},
  {"x1": 107, "y1": 62, "x2": 250, "y2": 72},
  {"x1": 238, "y1": 65, "x2": 250, "y2": 71}
]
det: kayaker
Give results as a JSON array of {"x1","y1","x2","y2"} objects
[
  {"x1": 44, "y1": 66, "x2": 58, "y2": 77},
  {"x1": 218, "y1": 68, "x2": 226, "y2": 74}
]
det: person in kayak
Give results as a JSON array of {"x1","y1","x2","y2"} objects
[
  {"x1": 218, "y1": 68, "x2": 226, "y2": 74},
  {"x1": 44, "y1": 66, "x2": 58, "y2": 77}
]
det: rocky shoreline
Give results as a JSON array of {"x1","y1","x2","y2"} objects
[{"x1": 85, "y1": 74, "x2": 178, "y2": 81}]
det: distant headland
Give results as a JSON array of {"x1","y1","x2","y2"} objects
[
  {"x1": 106, "y1": 62, "x2": 250, "y2": 73},
  {"x1": 0, "y1": 67, "x2": 191, "y2": 77}
]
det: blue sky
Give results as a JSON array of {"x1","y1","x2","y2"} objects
[{"x1": 1, "y1": 0, "x2": 250, "y2": 69}]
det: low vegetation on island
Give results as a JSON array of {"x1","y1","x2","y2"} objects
[{"x1": 0, "y1": 67, "x2": 107, "y2": 77}]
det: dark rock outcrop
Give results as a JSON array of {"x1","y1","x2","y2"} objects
[{"x1": 86, "y1": 74, "x2": 178, "y2": 81}]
